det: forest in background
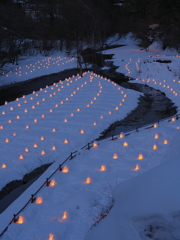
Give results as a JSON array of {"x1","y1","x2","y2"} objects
[{"x1": 0, "y1": 0, "x2": 180, "y2": 67}]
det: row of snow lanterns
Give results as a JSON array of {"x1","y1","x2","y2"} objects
[
  {"x1": 1, "y1": 56, "x2": 74, "y2": 77},
  {"x1": 136, "y1": 78, "x2": 179, "y2": 96},
  {"x1": 125, "y1": 58, "x2": 132, "y2": 75},
  {"x1": 0, "y1": 72, "x2": 128, "y2": 166}
]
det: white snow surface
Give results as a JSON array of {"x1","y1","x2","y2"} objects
[{"x1": 0, "y1": 37, "x2": 180, "y2": 240}]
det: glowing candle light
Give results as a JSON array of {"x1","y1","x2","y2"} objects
[
  {"x1": 80, "y1": 129, "x2": 85, "y2": 134},
  {"x1": 62, "y1": 166, "x2": 69, "y2": 173},
  {"x1": 32, "y1": 105, "x2": 35, "y2": 109},
  {"x1": 35, "y1": 197, "x2": 43, "y2": 204},
  {"x1": 153, "y1": 144, "x2": 158, "y2": 150},
  {"x1": 51, "y1": 146, "x2": 56, "y2": 150},
  {"x1": 41, "y1": 150, "x2": 45, "y2": 155},
  {"x1": 100, "y1": 115, "x2": 104, "y2": 119},
  {"x1": 0, "y1": 125, "x2": 4, "y2": 129},
  {"x1": 154, "y1": 124, "x2": 158, "y2": 128},
  {"x1": 19, "y1": 154, "x2": 24, "y2": 160},
  {"x1": 2, "y1": 163, "x2": 7, "y2": 168},
  {"x1": 70, "y1": 113, "x2": 74, "y2": 116},
  {"x1": 41, "y1": 114, "x2": 45, "y2": 118},
  {"x1": 34, "y1": 119, "x2": 38, "y2": 123},
  {"x1": 171, "y1": 117, "x2": 176, "y2": 122},
  {"x1": 25, "y1": 125, "x2": 29, "y2": 129},
  {"x1": 83, "y1": 177, "x2": 92, "y2": 184},
  {"x1": 60, "y1": 101, "x2": 64, "y2": 104},
  {"x1": 55, "y1": 104, "x2": 58, "y2": 107},
  {"x1": 113, "y1": 153, "x2": 118, "y2": 159},
  {"x1": 123, "y1": 142, "x2": 128, "y2": 147},
  {"x1": 137, "y1": 154, "x2": 144, "y2": 160},
  {"x1": 99, "y1": 165, "x2": 107, "y2": 171},
  {"x1": 93, "y1": 122, "x2": 97, "y2": 126},
  {"x1": 48, "y1": 233, "x2": 55, "y2": 240},
  {"x1": 5, "y1": 138, "x2": 9, "y2": 143},
  {"x1": 115, "y1": 107, "x2": 119, "y2": 110},
  {"x1": 64, "y1": 119, "x2": 68, "y2": 122},
  {"x1": 33, "y1": 143, "x2": 38, "y2": 148},
  {"x1": 119, "y1": 133, "x2": 124, "y2": 139},
  {"x1": 25, "y1": 148, "x2": 29, "y2": 153},
  {"x1": 51, "y1": 128, "x2": 57, "y2": 132},
  {"x1": 154, "y1": 133, "x2": 159, "y2": 139},
  {"x1": 10, "y1": 107, "x2": 14, "y2": 110},
  {"x1": 2, "y1": 111, "x2": 5, "y2": 115},
  {"x1": 93, "y1": 142, "x2": 98, "y2": 147},
  {"x1": 40, "y1": 136, "x2": 45, "y2": 141},
  {"x1": 49, "y1": 109, "x2": 53, "y2": 113},
  {"x1": 76, "y1": 108, "x2": 81, "y2": 112},
  {"x1": 16, "y1": 216, "x2": 25, "y2": 224},
  {"x1": 49, "y1": 179, "x2": 57, "y2": 187},
  {"x1": 163, "y1": 139, "x2": 168, "y2": 144},
  {"x1": 24, "y1": 109, "x2": 28, "y2": 113},
  {"x1": 133, "y1": 164, "x2": 140, "y2": 171},
  {"x1": 64, "y1": 139, "x2": 68, "y2": 144},
  {"x1": 108, "y1": 111, "x2": 112, "y2": 114}
]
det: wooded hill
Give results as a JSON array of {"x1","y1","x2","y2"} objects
[{"x1": 0, "y1": 0, "x2": 180, "y2": 66}]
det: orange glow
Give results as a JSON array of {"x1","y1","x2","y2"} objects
[
  {"x1": 163, "y1": 139, "x2": 168, "y2": 144},
  {"x1": 64, "y1": 119, "x2": 68, "y2": 123},
  {"x1": 0, "y1": 125, "x2": 3, "y2": 129},
  {"x1": 16, "y1": 216, "x2": 25, "y2": 224},
  {"x1": 76, "y1": 108, "x2": 81, "y2": 112},
  {"x1": 93, "y1": 122, "x2": 97, "y2": 126},
  {"x1": 123, "y1": 142, "x2": 128, "y2": 147},
  {"x1": 16, "y1": 115, "x2": 20, "y2": 119},
  {"x1": 115, "y1": 107, "x2": 119, "y2": 110},
  {"x1": 49, "y1": 109, "x2": 53, "y2": 113},
  {"x1": 24, "y1": 109, "x2": 28, "y2": 113},
  {"x1": 25, "y1": 148, "x2": 29, "y2": 153},
  {"x1": 51, "y1": 128, "x2": 57, "y2": 132},
  {"x1": 48, "y1": 233, "x2": 55, "y2": 240},
  {"x1": 35, "y1": 197, "x2": 43, "y2": 204},
  {"x1": 49, "y1": 179, "x2": 57, "y2": 187},
  {"x1": 133, "y1": 164, "x2": 140, "y2": 171},
  {"x1": 10, "y1": 107, "x2": 14, "y2": 110},
  {"x1": 80, "y1": 129, "x2": 85, "y2": 134},
  {"x1": 99, "y1": 165, "x2": 107, "y2": 171},
  {"x1": 41, "y1": 150, "x2": 46, "y2": 155},
  {"x1": 70, "y1": 113, "x2": 74, "y2": 116},
  {"x1": 2, "y1": 111, "x2": 5, "y2": 115},
  {"x1": 62, "y1": 211, "x2": 68, "y2": 220},
  {"x1": 154, "y1": 133, "x2": 159, "y2": 139},
  {"x1": 51, "y1": 146, "x2": 56, "y2": 150},
  {"x1": 153, "y1": 144, "x2": 158, "y2": 150},
  {"x1": 5, "y1": 138, "x2": 9, "y2": 143},
  {"x1": 40, "y1": 136, "x2": 45, "y2": 141},
  {"x1": 60, "y1": 101, "x2": 64, "y2": 104},
  {"x1": 171, "y1": 117, "x2": 176, "y2": 122},
  {"x1": 64, "y1": 139, "x2": 68, "y2": 144},
  {"x1": 55, "y1": 104, "x2": 58, "y2": 107},
  {"x1": 86, "y1": 104, "x2": 90, "y2": 107},
  {"x1": 19, "y1": 154, "x2": 24, "y2": 160},
  {"x1": 119, "y1": 133, "x2": 124, "y2": 139},
  {"x1": 41, "y1": 114, "x2": 45, "y2": 118},
  {"x1": 83, "y1": 177, "x2": 92, "y2": 184},
  {"x1": 113, "y1": 153, "x2": 118, "y2": 159},
  {"x1": 154, "y1": 124, "x2": 158, "y2": 128},
  {"x1": 32, "y1": 105, "x2": 35, "y2": 109},
  {"x1": 2, "y1": 164, "x2": 7, "y2": 168},
  {"x1": 100, "y1": 115, "x2": 104, "y2": 119},
  {"x1": 34, "y1": 119, "x2": 38, "y2": 123},
  {"x1": 93, "y1": 142, "x2": 98, "y2": 148},
  {"x1": 137, "y1": 154, "x2": 144, "y2": 160},
  {"x1": 108, "y1": 111, "x2": 112, "y2": 114},
  {"x1": 62, "y1": 166, "x2": 69, "y2": 173},
  {"x1": 33, "y1": 143, "x2": 38, "y2": 148},
  {"x1": 25, "y1": 125, "x2": 29, "y2": 129}
]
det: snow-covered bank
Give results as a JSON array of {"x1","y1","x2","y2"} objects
[
  {"x1": 0, "y1": 52, "x2": 76, "y2": 87},
  {"x1": 0, "y1": 37, "x2": 180, "y2": 240}
]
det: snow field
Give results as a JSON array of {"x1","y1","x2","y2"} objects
[
  {"x1": 1, "y1": 113, "x2": 179, "y2": 240},
  {"x1": 0, "y1": 53, "x2": 76, "y2": 86},
  {"x1": 0, "y1": 72, "x2": 140, "y2": 190}
]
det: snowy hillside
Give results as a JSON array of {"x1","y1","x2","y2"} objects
[{"x1": 0, "y1": 39, "x2": 180, "y2": 240}]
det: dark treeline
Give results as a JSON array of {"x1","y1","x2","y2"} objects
[{"x1": 0, "y1": 0, "x2": 180, "y2": 67}]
